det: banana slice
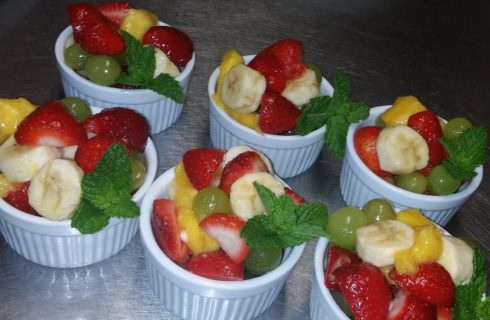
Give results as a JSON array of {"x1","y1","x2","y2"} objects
[
  {"x1": 28, "y1": 159, "x2": 84, "y2": 221},
  {"x1": 281, "y1": 69, "x2": 320, "y2": 107},
  {"x1": 229, "y1": 172, "x2": 285, "y2": 221},
  {"x1": 356, "y1": 220, "x2": 415, "y2": 267},
  {"x1": 0, "y1": 138, "x2": 61, "y2": 183},
  {"x1": 222, "y1": 145, "x2": 273, "y2": 173},
  {"x1": 436, "y1": 235, "x2": 474, "y2": 285},
  {"x1": 220, "y1": 64, "x2": 266, "y2": 114},
  {"x1": 153, "y1": 47, "x2": 180, "y2": 78},
  {"x1": 376, "y1": 126, "x2": 429, "y2": 175}
]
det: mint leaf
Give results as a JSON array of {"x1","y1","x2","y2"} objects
[
  {"x1": 331, "y1": 72, "x2": 350, "y2": 105},
  {"x1": 347, "y1": 102, "x2": 370, "y2": 123},
  {"x1": 71, "y1": 199, "x2": 110, "y2": 234},
  {"x1": 240, "y1": 215, "x2": 284, "y2": 249},
  {"x1": 253, "y1": 182, "x2": 296, "y2": 231},
  {"x1": 325, "y1": 115, "x2": 350, "y2": 158},
  {"x1": 295, "y1": 96, "x2": 331, "y2": 135},
  {"x1": 146, "y1": 73, "x2": 185, "y2": 104}
]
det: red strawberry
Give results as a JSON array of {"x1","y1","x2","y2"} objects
[
  {"x1": 388, "y1": 289, "x2": 437, "y2": 320},
  {"x1": 151, "y1": 199, "x2": 190, "y2": 264},
  {"x1": 334, "y1": 262, "x2": 392, "y2": 320},
  {"x1": 182, "y1": 148, "x2": 225, "y2": 190},
  {"x1": 80, "y1": 20, "x2": 125, "y2": 56},
  {"x1": 284, "y1": 187, "x2": 305, "y2": 205},
  {"x1": 354, "y1": 126, "x2": 392, "y2": 178},
  {"x1": 68, "y1": 3, "x2": 104, "y2": 42},
  {"x1": 15, "y1": 101, "x2": 87, "y2": 147},
  {"x1": 258, "y1": 91, "x2": 301, "y2": 134},
  {"x1": 324, "y1": 246, "x2": 362, "y2": 291},
  {"x1": 2, "y1": 182, "x2": 38, "y2": 216},
  {"x1": 142, "y1": 26, "x2": 194, "y2": 68},
  {"x1": 96, "y1": 2, "x2": 132, "y2": 26},
  {"x1": 390, "y1": 262, "x2": 455, "y2": 307},
  {"x1": 199, "y1": 213, "x2": 250, "y2": 264},
  {"x1": 436, "y1": 306, "x2": 453, "y2": 320},
  {"x1": 184, "y1": 250, "x2": 244, "y2": 281},
  {"x1": 248, "y1": 55, "x2": 287, "y2": 93},
  {"x1": 219, "y1": 151, "x2": 269, "y2": 194},
  {"x1": 83, "y1": 108, "x2": 149, "y2": 152},
  {"x1": 75, "y1": 135, "x2": 131, "y2": 173},
  {"x1": 408, "y1": 111, "x2": 446, "y2": 169}
]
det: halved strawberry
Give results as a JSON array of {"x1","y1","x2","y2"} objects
[
  {"x1": 388, "y1": 288, "x2": 437, "y2": 320},
  {"x1": 248, "y1": 55, "x2": 286, "y2": 93},
  {"x1": 354, "y1": 126, "x2": 392, "y2": 178},
  {"x1": 75, "y1": 135, "x2": 131, "y2": 173},
  {"x1": 258, "y1": 91, "x2": 301, "y2": 134},
  {"x1": 284, "y1": 187, "x2": 305, "y2": 205},
  {"x1": 199, "y1": 213, "x2": 250, "y2": 264},
  {"x1": 184, "y1": 250, "x2": 244, "y2": 281},
  {"x1": 96, "y1": 2, "x2": 132, "y2": 26},
  {"x1": 3, "y1": 182, "x2": 38, "y2": 216},
  {"x1": 334, "y1": 262, "x2": 392, "y2": 320},
  {"x1": 390, "y1": 262, "x2": 455, "y2": 308},
  {"x1": 80, "y1": 19, "x2": 125, "y2": 56},
  {"x1": 151, "y1": 199, "x2": 190, "y2": 264},
  {"x1": 142, "y1": 26, "x2": 194, "y2": 68},
  {"x1": 219, "y1": 151, "x2": 269, "y2": 194},
  {"x1": 436, "y1": 306, "x2": 453, "y2": 320},
  {"x1": 83, "y1": 108, "x2": 149, "y2": 152},
  {"x1": 324, "y1": 246, "x2": 362, "y2": 291},
  {"x1": 182, "y1": 148, "x2": 225, "y2": 190},
  {"x1": 15, "y1": 101, "x2": 87, "y2": 147},
  {"x1": 68, "y1": 3, "x2": 104, "y2": 42}
]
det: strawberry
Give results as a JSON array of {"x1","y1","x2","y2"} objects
[
  {"x1": 199, "y1": 213, "x2": 250, "y2": 264},
  {"x1": 324, "y1": 246, "x2": 362, "y2": 291},
  {"x1": 248, "y1": 55, "x2": 287, "y2": 93},
  {"x1": 354, "y1": 126, "x2": 392, "y2": 178},
  {"x1": 184, "y1": 250, "x2": 244, "y2": 281},
  {"x1": 334, "y1": 262, "x2": 392, "y2": 320},
  {"x1": 284, "y1": 187, "x2": 305, "y2": 205},
  {"x1": 68, "y1": 3, "x2": 104, "y2": 42},
  {"x1": 80, "y1": 20, "x2": 125, "y2": 56},
  {"x1": 2, "y1": 182, "x2": 38, "y2": 216},
  {"x1": 219, "y1": 151, "x2": 269, "y2": 194},
  {"x1": 182, "y1": 148, "x2": 225, "y2": 190},
  {"x1": 151, "y1": 199, "x2": 190, "y2": 264},
  {"x1": 96, "y1": 2, "x2": 132, "y2": 26},
  {"x1": 388, "y1": 289, "x2": 437, "y2": 320},
  {"x1": 258, "y1": 91, "x2": 301, "y2": 134},
  {"x1": 15, "y1": 101, "x2": 87, "y2": 147},
  {"x1": 436, "y1": 306, "x2": 453, "y2": 320},
  {"x1": 408, "y1": 111, "x2": 446, "y2": 169},
  {"x1": 142, "y1": 26, "x2": 194, "y2": 68},
  {"x1": 83, "y1": 108, "x2": 149, "y2": 152},
  {"x1": 75, "y1": 135, "x2": 131, "y2": 173},
  {"x1": 390, "y1": 262, "x2": 455, "y2": 308}
]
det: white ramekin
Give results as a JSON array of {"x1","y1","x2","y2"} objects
[
  {"x1": 54, "y1": 22, "x2": 195, "y2": 135},
  {"x1": 340, "y1": 105, "x2": 483, "y2": 226},
  {"x1": 208, "y1": 55, "x2": 334, "y2": 179},
  {"x1": 140, "y1": 167, "x2": 305, "y2": 320},
  {"x1": 0, "y1": 107, "x2": 158, "y2": 268}
]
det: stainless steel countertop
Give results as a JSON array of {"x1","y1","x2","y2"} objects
[{"x1": 0, "y1": 0, "x2": 489, "y2": 319}]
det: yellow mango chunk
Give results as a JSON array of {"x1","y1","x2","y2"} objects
[
  {"x1": 0, "y1": 98, "x2": 35, "y2": 144},
  {"x1": 381, "y1": 96, "x2": 427, "y2": 127},
  {"x1": 394, "y1": 248, "x2": 419, "y2": 275},
  {"x1": 120, "y1": 9, "x2": 158, "y2": 41},
  {"x1": 216, "y1": 49, "x2": 245, "y2": 94},
  {"x1": 213, "y1": 94, "x2": 259, "y2": 131},
  {"x1": 397, "y1": 208, "x2": 432, "y2": 227},
  {"x1": 0, "y1": 173, "x2": 15, "y2": 198},
  {"x1": 411, "y1": 225, "x2": 443, "y2": 264}
]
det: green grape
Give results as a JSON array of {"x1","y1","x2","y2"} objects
[
  {"x1": 330, "y1": 291, "x2": 354, "y2": 318},
  {"x1": 64, "y1": 43, "x2": 91, "y2": 70},
  {"x1": 443, "y1": 117, "x2": 473, "y2": 141},
  {"x1": 192, "y1": 187, "x2": 231, "y2": 220},
  {"x1": 61, "y1": 97, "x2": 92, "y2": 122},
  {"x1": 131, "y1": 151, "x2": 143, "y2": 163},
  {"x1": 131, "y1": 159, "x2": 146, "y2": 191},
  {"x1": 383, "y1": 176, "x2": 395, "y2": 185},
  {"x1": 84, "y1": 55, "x2": 122, "y2": 86},
  {"x1": 326, "y1": 207, "x2": 368, "y2": 250},
  {"x1": 362, "y1": 198, "x2": 396, "y2": 224},
  {"x1": 395, "y1": 172, "x2": 427, "y2": 194},
  {"x1": 305, "y1": 63, "x2": 322, "y2": 84},
  {"x1": 428, "y1": 165, "x2": 460, "y2": 195},
  {"x1": 244, "y1": 247, "x2": 283, "y2": 276}
]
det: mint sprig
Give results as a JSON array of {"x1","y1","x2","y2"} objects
[
  {"x1": 240, "y1": 183, "x2": 328, "y2": 248},
  {"x1": 115, "y1": 31, "x2": 184, "y2": 104},
  {"x1": 295, "y1": 72, "x2": 369, "y2": 158},
  {"x1": 71, "y1": 143, "x2": 139, "y2": 234}
]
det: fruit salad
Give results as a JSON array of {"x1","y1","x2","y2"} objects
[
  {"x1": 150, "y1": 146, "x2": 328, "y2": 280},
  {"x1": 323, "y1": 198, "x2": 490, "y2": 319},
  {"x1": 0, "y1": 97, "x2": 149, "y2": 234},
  {"x1": 64, "y1": 2, "x2": 193, "y2": 102},
  {"x1": 354, "y1": 96, "x2": 490, "y2": 195}
]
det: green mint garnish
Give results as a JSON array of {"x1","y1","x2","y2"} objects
[
  {"x1": 240, "y1": 183, "x2": 328, "y2": 248},
  {"x1": 439, "y1": 127, "x2": 490, "y2": 181},
  {"x1": 294, "y1": 72, "x2": 369, "y2": 158},
  {"x1": 71, "y1": 143, "x2": 139, "y2": 234},
  {"x1": 115, "y1": 31, "x2": 185, "y2": 104}
]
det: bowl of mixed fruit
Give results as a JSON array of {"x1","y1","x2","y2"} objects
[
  {"x1": 310, "y1": 198, "x2": 490, "y2": 320},
  {"x1": 140, "y1": 145, "x2": 329, "y2": 320},
  {"x1": 340, "y1": 96, "x2": 487, "y2": 226},
  {"x1": 0, "y1": 97, "x2": 157, "y2": 268},
  {"x1": 54, "y1": 2, "x2": 195, "y2": 135}
]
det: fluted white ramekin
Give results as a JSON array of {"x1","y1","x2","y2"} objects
[
  {"x1": 208, "y1": 55, "x2": 333, "y2": 178},
  {"x1": 140, "y1": 167, "x2": 305, "y2": 320},
  {"x1": 340, "y1": 105, "x2": 483, "y2": 226}
]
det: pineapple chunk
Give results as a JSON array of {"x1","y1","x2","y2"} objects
[
  {"x1": 120, "y1": 9, "x2": 158, "y2": 41},
  {"x1": 410, "y1": 225, "x2": 443, "y2": 264},
  {"x1": 397, "y1": 208, "x2": 432, "y2": 227},
  {"x1": 0, "y1": 98, "x2": 35, "y2": 144},
  {"x1": 381, "y1": 96, "x2": 427, "y2": 127},
  {"x1": 394, "y1": 248, "x2": 419, "y2": 275}
]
